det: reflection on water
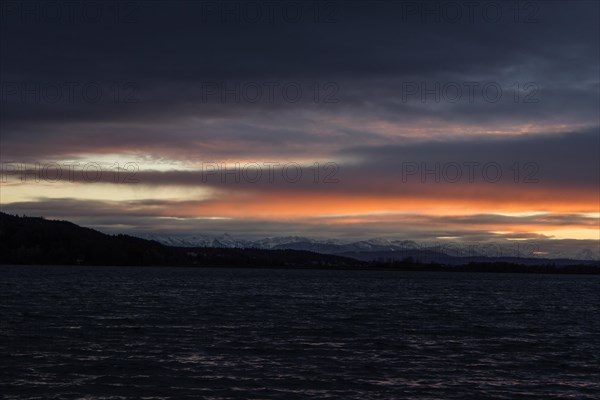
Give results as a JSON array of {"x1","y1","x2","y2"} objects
[{"x1": 1, "y1": 265, "x2": 599, "y2": 399}]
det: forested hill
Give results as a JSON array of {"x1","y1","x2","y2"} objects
[{"x1": 0, "y1": 213, "x2": 360, "y2": 268}]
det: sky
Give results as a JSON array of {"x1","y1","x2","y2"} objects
[{"x1": 0, "y1": 0, "x2": 599, "y2": 259}]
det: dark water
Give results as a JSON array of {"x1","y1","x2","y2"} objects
[{"x1": 1, "y1": 266, "x2": 599, "y2": 399}]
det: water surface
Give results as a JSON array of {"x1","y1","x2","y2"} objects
[{"x1": 1, "y1": 265, "x2": 599, "y2": 399}]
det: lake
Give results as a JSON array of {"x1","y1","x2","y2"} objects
[{"x1": 1, "y1": 265, "x2": 599, "y2": 399}]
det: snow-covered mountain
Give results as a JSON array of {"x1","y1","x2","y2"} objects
[
  {"x1": 138, "y1": 233, "x2": 600, "y2": 262},
  {"x1": 142, "y1": 233, "x2": 337, "y2": 250},
  {"x1": 141, "y1": 233, "x2": 417, "y2": 252},
  {"x1": 142, "y1": 233, "x2": 252, "y2": 248}
]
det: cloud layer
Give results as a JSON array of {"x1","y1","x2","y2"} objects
[{"x1": 1, "y1": 0, "x2": 598, "y2": 255}]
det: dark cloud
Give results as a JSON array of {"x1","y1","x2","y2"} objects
[{"x1": 1, "y1": 0, "x2": 598, "y2": 144}]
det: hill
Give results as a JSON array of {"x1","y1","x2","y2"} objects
[{"x1": 0, "y1": 213, "x2": 360, "y2": 268}]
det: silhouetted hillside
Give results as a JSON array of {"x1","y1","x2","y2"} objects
[{"x1": 0, "y1": 213, "x2": 360, "y2": 268}]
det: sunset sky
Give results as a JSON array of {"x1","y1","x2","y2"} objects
[{"x1": 1, "y1": 0, "x2": 598, "y2": 259}]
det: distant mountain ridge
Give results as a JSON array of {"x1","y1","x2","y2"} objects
[
  {"x1": 140, "y1": 233, "x2": 600, "y2": 264},
  {"x1": 142, "y1": 233, "x2": 452, "y2": 253}
]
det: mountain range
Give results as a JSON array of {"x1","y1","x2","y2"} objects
[
  {"x1": 140, "y1": 233, "x2": 600, "y2": 265},
  {"x1": 1, "y1": 212, "x2": 597, "y2": 270}
]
